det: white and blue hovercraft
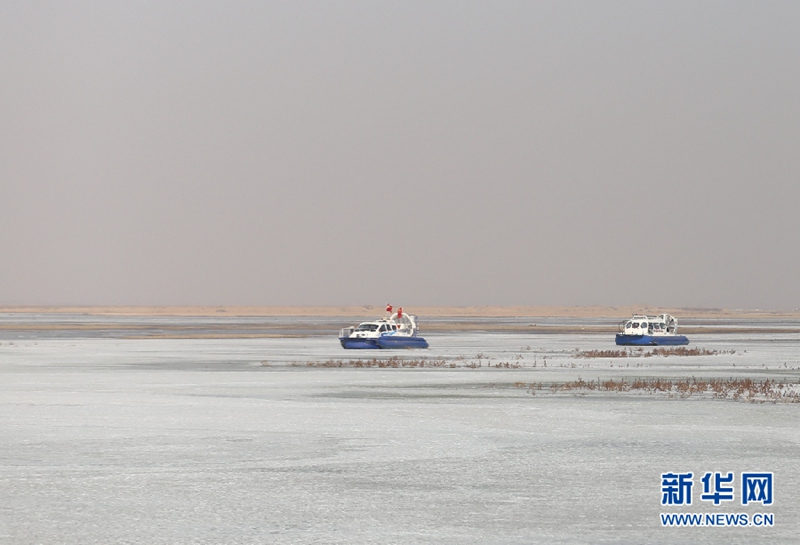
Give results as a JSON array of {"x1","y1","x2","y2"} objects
[
  {"x1": 615, "y1": 314, "x2": 689, "y2": 346},
  {"x1": 339, "y1": 309, "x2": 429, "y2": 349}
]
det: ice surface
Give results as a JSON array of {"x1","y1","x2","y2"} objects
[{"x1": 1, "y1": 318, "x2": 798, "y2": 544}]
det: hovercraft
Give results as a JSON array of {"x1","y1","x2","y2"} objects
[
  {"x1": 615, "y1": 314, "x2": 689, "y2": 346},
  {"x1": 339, "y1": 306, "x2": 429, "y2": 349}
]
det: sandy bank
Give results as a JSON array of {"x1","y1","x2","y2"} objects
[{"x1": 2, "y1": 305, "x2": 799, "y2": 320}]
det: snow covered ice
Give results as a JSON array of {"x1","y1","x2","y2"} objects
[{"x1": 1, "y1": 316, "x2": 799, "y2": 544}]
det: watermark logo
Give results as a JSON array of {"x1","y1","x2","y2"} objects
[
  {"x1": 660, "y1": 471, "x2": 774, "y2": 527},
  {"x1": 661, "y1": 472, "x2": 693, "y2": 506},
  {"x1": 700, "y1": 472, "x2": 734, "y2": 505},
  {"x1": 742, "y1": 473, "x2": 773, "y2": 506}
]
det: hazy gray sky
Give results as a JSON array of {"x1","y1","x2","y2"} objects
[{"x1": 1, "y1": 1, "x2": 798, "y2": 309}]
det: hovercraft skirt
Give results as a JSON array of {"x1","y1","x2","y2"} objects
[
  {"x1": 339, "y1": 336, "x2": 429, "y2": 349},
  {"x1": 339, "y1": 338, "x2": 380, "y2": 349},
  {"x1": 615, "y1": 334, "x2": 689, "y2": 346},
  {"x1": 377, "y1": 336, "x2": 429, "y2": 349}
]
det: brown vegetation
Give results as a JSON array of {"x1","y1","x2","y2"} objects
[
  {"x1": 576, "y1": 347, "x2": 735, "y2": 358},
  {"x1": 279, "y1": 355, "x2": 524, "y2": 369},
  {"x1": 511, "y1": 377, "x2": 800, "y2": 403}
]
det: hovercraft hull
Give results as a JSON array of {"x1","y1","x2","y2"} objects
[
  {"x1": 377, "y1": 336, "x2": 429, "y2": 349},
  {"x1": 339, "y1": 336, "x2": 429, "y2": 349},
  {"x1": 339, "y1": 338, "x2": 380, "y2": 349},
  {"x1": 615, "y1": 334, "x2": 689, "y2": 346}
]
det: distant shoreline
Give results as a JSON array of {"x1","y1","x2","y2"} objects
[
  {"x1": 1, "y1": 305, "x2": 799, "y2": 320},
  {"x1": 2, "y1": 306, "x2": 799, "y2": 338}
]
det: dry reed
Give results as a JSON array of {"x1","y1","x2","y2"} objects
[
  {"x1": 510, "y1": 377, "x2": 800, "y2": 402},
  {"x1": 576, "y1": 347, "x2": 735, "y2": 358}
]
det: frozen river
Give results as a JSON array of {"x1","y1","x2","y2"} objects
[{"x1": 1, "y1": 315, "x2": 799, "y2": 544}]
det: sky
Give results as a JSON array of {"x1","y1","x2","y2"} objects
[{"x1": 1, "y1": 1, "x2": 799, "y2": 309}]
